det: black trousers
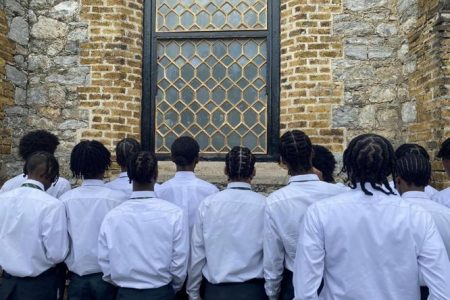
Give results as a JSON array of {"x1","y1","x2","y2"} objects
[
  {"x1": 421, "y1": 286, "x2": 429, "y2": 300},
  {"x1": 67, "y1": 272, "x2": 117, "y2": 300},
  {"x1": 280, "y1": 269, "x2": 323, "y2": 300},
  {"x1": 55, "y1": 263, "x2": 68, "y2": 300},
  {"x1": 203, "y1": 278, "x2": 268, "y2": 300},
  {"x1": 117, "y1": 285, "x2": 175, "y2": 300},
  {"x1": 0, "y1": 268, "x2": 57, "y2": 300}
]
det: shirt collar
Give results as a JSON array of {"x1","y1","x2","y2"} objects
[
  {"x1": 82, "y1": 179, "x2": 105, "y2": 187},
  {"x1": 130, "y1": 191, "x2": 156, "y2": 199},
  {"x1": 23, "y1": 179, "x2": 45, "y2": 191},
  {"x1": 402, "y1": 191, "x2": 430, "y2": 200},
  {"x1": 174, "y1": 171, "x2": 196, "y2": 180},
  {"x1": 288, "y1": 174, "x2": 320, "y2": 184},
  {"x1": 227, "y1": 182, "x2": 252, "y2": 190},
  {"x1": 355, "y1": 183, "x2": 397, "y2": 195},
  {"x1": 119, "y1": 172, "x2": 128, "y2": 178}
]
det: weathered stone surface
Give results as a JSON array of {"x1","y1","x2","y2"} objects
[
  {"x1": 5, "y1": 0, "x2": 25, "y2": 16},
  {"x1": 344, "y1": 0, "x2": 387, "y2": 11},
  {"x1": 31, "y1": 17, "x2": 68, "y2": 39},
  {"x1": 28, "y1": 54, "x2": 52, "y2": 71},
  {"x1": 58, "y1": 119, "x2": 87, "y2": 130},
  {"x1": 54, "y1": 55, "x2": 77, "y2": 66},
  {"x1": 47, "y1": 67, "x2": 89, "y2": 85},
  {"x1": 332, "y1": 105, "x2": 360, "y2": 128},
  {"x1": 368, "y1": 46, "x2": 394, "y2": 59},
  {"x1": 376, "y1": 23, "x2": 398, "y2": 37},
  {"x1": 67, "y1": 27, "x2": 88, "y2": 42},
  {"x1": 49, "y1": 1, "x2": 79, "y2": 21},
  {"x1": 369, "y1": 86, "x2": 396, "y2": 103},
  {"x1": 8, "y1": 16, "x2": 28, "y2": 45},
  {"x1": 14, "y1": 87, "x2": 26, "y2": 104},
  {"x1": 27, "y1": 85, "x2": 48, "y2": 105},
  {"x1": 47, "y1": 39, "x2": 66, "y2": 56},
  {"x1": 401, "y1": 101, "x2": 416, "y2": 123},
  {"x1": 48, "y1": 84, "x2": 66, "y2": 106},
  {"x1": 345, "y1": 44, "x2": 367, "y2": 60},
  {"x1": 334, "y1": 20, "x2": 372, "y2": 36},
  {"x1": 6, "y1": 65, "x2": 27, "y2": 88}
]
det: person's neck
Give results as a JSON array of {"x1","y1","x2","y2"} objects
[
  {"x1": 133, "y1": 182, "x2": 155, "y2": 192},
  {"x1": 289, "y1": 169, "x2": 315, "y2": 176},
  {"x1": 176, "y1": 165, "x2": 195, "y2": 172},
  {"x1": 84, "y1": 174, "x2": 104, "y2": 180},
  {"x1": 27, "y1": 175, "x2": 45, "y2": 185},
  {"x1": 402, "y1": 185, "x2": 425, "y2": 194},
  {"x1": 229, "y1": 178, "x2": 252, "y2": 184}
]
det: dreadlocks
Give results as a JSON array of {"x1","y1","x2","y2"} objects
[
  {"x1": 171, "y1": 136, "x2": 200, "y2": 167},
  {"x1": 395, "y1": 154, "x2": 431, "y2": 188},
  {"x1": 312, "y1": 145, "x2": 336, "y2": 183},
  {"x1": 280, "y1": 130, "x2": 313, "y2": 175},
  {"x1": 70, "y1": 140, "x2": 111, "y2": 179},
  {"x1": 24, "y1": 151, "x2": 60, "y2": 183},
  {"x1": 225, "y1": 146, "x2": 256, "y2": 181},
  {"x1": 395, "y1": 143, "x2": 430, "y2": 160},
  {"x1": 19, "y1": 130, "x2": 60, "y2": 160},
  {"x1": 342, "y1": 134, "x2": 396, "y2": 196},
  {"x1": 115, "y1": 138, "x2": 141, "y2": 169},
  {"x1": 127, "y1": 151, "x2": 158, "y2": 184}
]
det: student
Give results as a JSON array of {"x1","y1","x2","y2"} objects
[
  {"x1": 0, "y1": 151, "x2": 69, "y2": 300},
  {"x1": 392, "y1": 143, "x2": 438, "y2": 197},
  {"x1": 312, "y1": 145, "x2": 336, "y2": 183},
  {"x1": 264, "y1": 130, "x2": 347, "y2": 300},
  {"x1": 188, "y1": 147, "x2": 267, "y2": 300},
  {"x1": 60, "y1": 140, "x2": 127, "y2": 300},
  {"x1": 433, "y1": 138, "x2": 450, "y2": 207},
  {"x1": 157, "y1": 136, "x2": 219, "y2": 230},
  {"x1": 0, "y1": 130, "x2": 71, "y2": 198},
  {"x1": 98, "y1": 151, "x2": 189, "y2": 300},
  {"x1": 293, "y1": 134, "x2": 450, "y2": 300}
]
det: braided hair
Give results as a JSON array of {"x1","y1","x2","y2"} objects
[
  {"x1": 280, "y1": 130, "x2": 313, "y2": 175},
  {"x1": 312, "y1": 145, "x2": 336, "y2": 183},
  {"x1": 225, "y1": 146, "x2": 256, "y2": 181},
  {"x1": 395, "y1": 154, "x2": 431, "y2": 187},
  {"x1": 19, "y1": 130, "x2": 60, "y2": 160},
  {"x1": 115, "y1": 138, "x2": 141, "y2": 169},
  {"x1": 127, "y1": 151, "x2": 158, "y2": 184},
  {"x1": 24, "y1": 151, "x2": 60, "y2": 183},
  {"x1": 70, "y1": 140, "x2": 111, "y2": 179},
  {"x1": 437, "y1": 138, "x2": 450, "y2": 159},
  {"x1": 342, "y1": 134, "x2": 396, "y2": 196},
  {"x1": 171, "y1": 136, "x2": 200, "y2": 167},
  {"x1": 395, "y1": 143, "x2": 430, "y2": 160}
]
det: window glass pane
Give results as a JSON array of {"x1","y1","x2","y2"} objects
[
  {"x1": 155, "y1": 39, "x2": 268, "y2": 154},
  {"x1": 156, "y1": 0, "x2": 267, "y2": 32}
]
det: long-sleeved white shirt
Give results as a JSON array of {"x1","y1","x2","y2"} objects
[
  {"x1": 264, "y1": 174, "x2": 347, "y2": 299},
  {"x1": 1, "y1": 173, "x2": 71, "y2": 198},
  {"x1": 106, "y1": 172, "x2": 160, "y2": 196},
  {"x1": 188, "y1": 182, "x2": 266, "y2": 300},
  {"x1": 389, "y1": 180, "x2": 438, "y2": 198},
  {"x1": 0, "y1": 179, "x2": 69, "y2": 277},
  {"x1": 432, "y1": 187, "x2": 450, "y2": 208},
  {"x1": 98, "y1": 191, "x2": 189, "y2": 291},
  {"x1": 157, "y1": 171, "x2": 219, "y2": 229},
  {"x1": 403, "y1": 191, "x2": 450, "y2": 259},
  {"x1": 294, "y1": 185, "x2": 450, "y2": 300},
  {"x1": 60, "y1": 179, "x2": 127, "y2": 276}
]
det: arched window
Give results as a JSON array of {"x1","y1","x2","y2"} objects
[{"x1": 143, "y1": 0, "x2": 280, "y2": 160}]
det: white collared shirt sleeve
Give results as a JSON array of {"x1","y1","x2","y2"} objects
[
  {"x1": 171, "y1": 210, "x2": 189, "y2": 292},
  {"x1": 98, "y1": 218, "x2": 113, "y2": 284},
  {"x1": 417, "y1": 213, "x2": 450, "y2": 299},
  {"x1": 293, "y1": 205, "x2": 324, "y2": 300},
  {"x1": 264, "y1": 205, "x2": 285, "y2": 299},
  {"x1": 187, "y1": 202, "x2": 206, "y2": 300},
  {"x1": 41, "y1": 202, "x2": 69, "y2": 264}
]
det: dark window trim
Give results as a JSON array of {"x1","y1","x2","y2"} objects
[{"x1": 142, "y1": 0, "x2": 280, "y2": 162}]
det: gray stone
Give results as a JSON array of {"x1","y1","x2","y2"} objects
[
  {"x1": 30, "y1": 0, "x2": 49, "y2": 10},
  {"x1": 332, "y1": 106, "x2": 360, "y2": 128},
  {"x1": 48, "y1": 39, "x2": 66, "y2": 56},
  {"x1": 345, "y1": 44, "x2": 368, "y2": 60},
  {"x1": 68, "y1": 27, "x2": 88, "y2": 42},
  {"x1": 334, "y1": 21, "x2": 372, "y2": 36},
  {"x1": 48, "y1": 84, "x2": 66, "y2": 106},
  {"x1": 398, "y1": 0, "x2": 418, "y2": 23},
  {"x1": 31, "y1": 17, "x2": 68, "y2": 39},
  {"x1": 404, "y1": 60, "x2": 416, "y2": 74},
  {"x1": 47, "y1": 67, "x2": 90, "y2": 85},
  {"x1": 368, "y1": 46, "x2": 393, "y2": 59},
  {"x1": 8, "y1": 17, "x2": 28, "y2": 45},
  {"x1": 376, "y1": 108, "x2": 399, "y2": 128},
  {"x1": 27, "y1": 86, "x2": 48, "y2": 105},
  {"x1": 369, "y1": 86, "x2": 396, "y2": 103},
  {"x1": 359, "y1": 105, "x2": 377, "y2": 128},
  {"x1": 14, "y1": 87, "x2": 26, "y2": 104},
  {"x1": 376, "y1": 23, "x2": 398, "y2": 37},
  {"x1": 49, "y1": 1, "x2": 79, "y2": 21},
  {"x1": 28, "y1": 54, "x2": 52, "y2": 71},
  {"x1": 14, "y1": 54, "x2": 24, "y2": 66},
  {"x1": 58, "y1": 119, "x2": 87, "y2": 130},
  {"x1": 6, "y1": 65, "x2": 27, "y2": 88},
  {"x1": 28, "y1": 9, "x2": 37, "y2": 23},
  {"x1": 5, "y1": 106, "x2": 28, "y2": 116},
  {"x1": 401, "y1": 101, "x2": 416, "y2": 123},
  {"x1": 65, "y1": 41, "x2": 80, "y2": 54},
  {"x1": 54, "y1": 55, "x2": 78, "y2": 66},
  {"x1": 5, "y1": 0, "x2": 25, "y2": 15},
  {"x1": 344, "y1": 0, "x2": 387, "y2": 11}
]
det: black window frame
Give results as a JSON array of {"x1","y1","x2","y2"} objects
[{"x1": 142, "y1": 0, "x2": 280, "y2": 162}]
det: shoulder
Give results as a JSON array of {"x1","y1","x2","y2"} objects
[
  {"x1": 1, "y1": 174, "x2": 25, "y2": 192},
  {"x1": 194, "y1": 177, "x2": 219, "y2": 191},
  {"x1": 433, "y1": 188, "x2": 450, "y2": 204}
]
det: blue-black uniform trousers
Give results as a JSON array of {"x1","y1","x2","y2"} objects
[
  {"x1": 117, "y1": 285, "x2": 175, "y2": 300},
  {"x1": 67, "y1": 272, "x2": 116, "y2": 300},
  {"x1": 0, "y1": 268, "x2": 58, "y2": 300},
  {"x1": 203, "y1": 278, "x2": 268, "y2": 300}
]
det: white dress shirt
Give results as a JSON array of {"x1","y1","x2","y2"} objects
[
  {"x1": 98, "y1": 191, "x2": 189, "y2": 291},
  {"x1": 106, "y1": 172, "x2": 160, "y2": 196},
  {"x1": 157, "y1": 171, "x2": 219, "y2": 229},
  {"x1": 188, "y1": 182, "x2": 266, "y2": 300},
  {"x1": 1, "y1": 173, "x2": 71, "y2": 198},
  {"x1": 294, "y1": 185, "x2": 450, "y2": 300},
  {"x1": 264, "y1": 174, "x2": 347, "y2": 299},
  {"x1": 389, "y1": 180, "x2": 438, "y2": 198},
  {"x1": 60, "y1": 179, "x2": 127, "y2": 276},
  {"x1": 0, "y1": 179, "x2": 69, "y2": 277},
  {"x1": 432, "y1": 187, "x2": 450, "y2": 208}
]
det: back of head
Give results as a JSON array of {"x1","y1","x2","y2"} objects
[
  {"x1": 19, "y1": 130, "x2": 60, "y2": 160},
  {"x1": 24, "y1": 151, "x2": 60, "y2": 185},
  {"x1": 395, "y1": 143, "x2": 430, "y2": 160},
  {"x1": 396, "y1": 154, "x2": 431, "y2": 188},
  {"x1": 127, "y1": 151, "x2": 158, "y2": 184},
  {"x1": 312, "y1": 145, "x2": 336, "y2": 183},
  {"x1": 225, "y1": 146, "x2": 256, "y2": 181},
  {"x1": 342, "y1": 134, "x2": 396, "y2": 196},
  {"x1": 437, "y1": 138, "x2": 450, "y2": 160},
  {"x1": 280, "y1": 130, "x2": 313, "y2": 175},
  {"x1": 115, "y1": 138, "x2": 141, "y2": 168},
  {"x1": 70, "y1": 140, "x2": 111, "y2": 179},
  {"x1": 171, "y1": 136, "x2": 200, "y2": 167}
]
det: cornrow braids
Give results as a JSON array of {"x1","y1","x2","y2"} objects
[
  {"x1": 312, "y1": 145, "x2": 336, "y2": 183},
  {"x1": 19, "y1": 130, "x2": 60, "y2": 160},
  {"x1": 225, "y1": 146, "x2": 256, "y2": 181},
  {"x1": 115, "y1": 138, "x2": 141, "y2": 168},
  {"x1": 24, "y1": 151, "x2": 60, "y2": 183},
  {"x1": 437, "y1": 138, "x2": 450, "y2": 159},
  {"x1": 70, "y1": 140, "x2": 111, "y2": 179},
  {"x1": 395, "y1": 143, "x2": 430, "y2": 160},
  {"x1": 396, "y1": 154, "x2": 431, "y2": 187},
  {"x1": 342, "y1": 134, "x2": 396, "y2": 196},
  {"x1": 280, "y1": 130, "x2": 313, "y2": 175},
  {"x1": 171, "y1": 136, "x2": 200, "y2": 167},
  {"x1": 127, "y1": 151, "x2": 157, "y2": 184}
]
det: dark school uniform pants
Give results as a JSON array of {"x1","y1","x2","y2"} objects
[
  {"x1": 117, "y1": 285, "x2": 175, "y2": 300},
  {"x1": 56, "y1": 263, "x2": 68, "y2": 300},
  {"x1": 280, "y1": 269, "x2": 324, "y2": 300},
  {"x1": 67, "y1": 272, "x2": 117, "y2": 300},
  {"x1": 421, "y1": 286, "x2": 429, "y2": 300},
  {"x1": 203, "y1": 278, "x2": 268, "y2": 300},
  {"x1": 0, "y1": 267, "x2": 58, "y2": 300}
]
